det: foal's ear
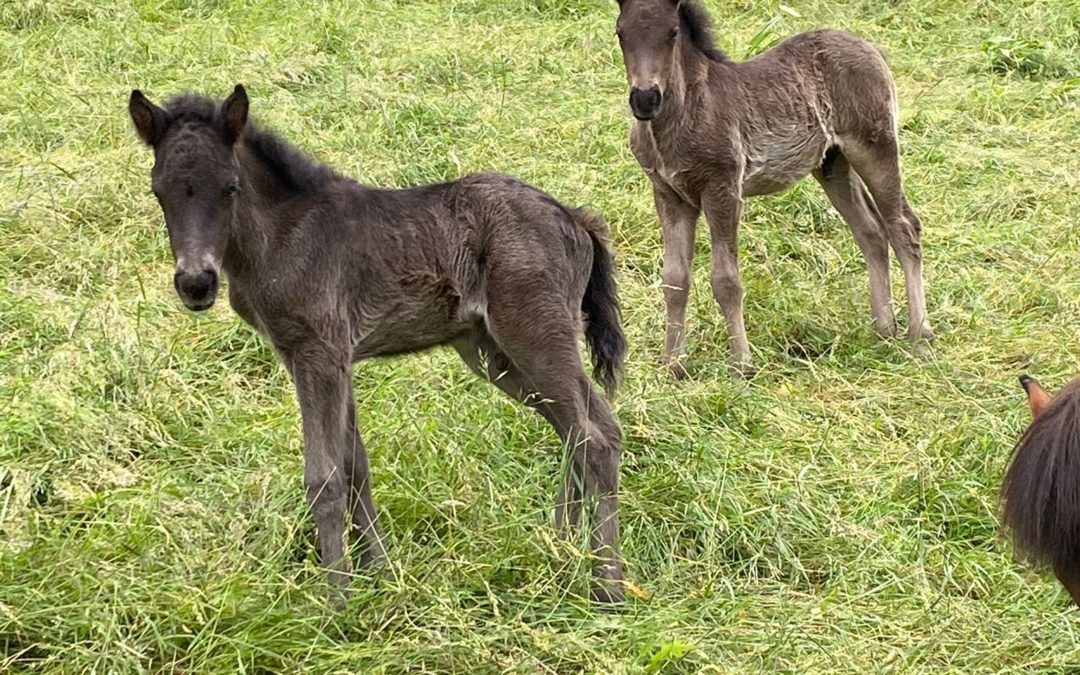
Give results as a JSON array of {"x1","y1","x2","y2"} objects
[
  {"x1": 129, "y1": 90, "x2": 167, "y2": 146},
  {"x1": 221, "y1": 84, "x2": 249, "y2": 144},
  {"x1": 1020, "y1": 374, "x2": 1053, "y2": 419}
]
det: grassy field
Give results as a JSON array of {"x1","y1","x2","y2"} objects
[{"x1": 3, "y1": 0, "x2": 1080, "y2": 671}]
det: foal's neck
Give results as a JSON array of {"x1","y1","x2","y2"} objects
[
  {"x1": 652, "y1": 37, "x2": 712, "y2": 133},
  {"x1": 222, "y1": 141, "x2": 295, "y2": 279}
]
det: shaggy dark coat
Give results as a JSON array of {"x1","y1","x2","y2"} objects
[{"x1": 129, "y1": 85, "x2": 627, "y2": 603}]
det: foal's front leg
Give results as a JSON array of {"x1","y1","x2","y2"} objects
[
  {"x1": 290, "y1": 351, "x2": 351, "y2": 596},
  {"x1": 344, "y1": 393, "x2": 387, "y2": 568},
  {"x1": 702, "y1": 183, "x2": 752, "y2": 376},
  {"x1": 654, "y1": 184, "x2": 700, "y2": 379}
]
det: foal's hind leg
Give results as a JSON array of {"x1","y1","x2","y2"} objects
[
  {"x1": 343, "y1": 389, "x2": 387, "y2": 568},
  {"x1": 482, "y1": 312, "x2": 624, "y2": 603},
  {"x1": 812, "y1": 153, "x2": 896, "y2": 337},
  {"x1": 842, "y1": 139, "x2": 933, "y2": 345},
  {"x1": 553, "y1": 376, "x2": 623, "y2": 541},
  {"x1": 453, "y1": 331, "x2": 583, "y2": 533}
]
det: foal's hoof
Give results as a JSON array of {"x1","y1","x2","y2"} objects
[
  {"x1": 729, "y1": 360, "x2": 757, "y2": 380},
  {"x1": 591, "y1": 583, "x2": 625, "y2": 605},
  {"x1": 327, "y1": 582, "x2": 350, "y2": 611},
  {"x1": 910, "y1": 331, "x2": 935, "y2": 357},
  {"x1": 909, "y1": 322, "x2": 936, "y2": 344},
  {"x1": 874, "y1": 321, "x2": 898, "y2": 339},
  {"x1": 667, "y1": 360, "x2": 689, "y2": 381}
]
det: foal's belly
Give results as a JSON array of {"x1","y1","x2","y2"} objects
[
  {"x1": 350, "y1": 278, "x2": 473, "y2": 361},
  {"x1": 351, "y1": 312, "x2": 468, "y2": 360},
  {"x1": 741, "y1": 132, "x2": 830, "y2": 197}
]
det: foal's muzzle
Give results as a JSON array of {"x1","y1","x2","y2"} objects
[
  {"x1": 174, "y1": 267, "x2": 219, "y2": 311},
  {"x1": 629, "y1": 85, "x2": 663, "y2": 120}
]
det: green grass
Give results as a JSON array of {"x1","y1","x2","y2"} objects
[{"x1": 3, "y1": 0, "x2": 1080, "y2": 671}]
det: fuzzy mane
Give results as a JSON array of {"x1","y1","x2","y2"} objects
[
  {"x1": 679, "y1": 1, "x2": 728, "y2": 62},
  {"x1": 161, "y1": 94, "x2": 338, "y2": 194},
  {"x1": 1001, "y1": 377, "x2": 1080, "y2": 570}
]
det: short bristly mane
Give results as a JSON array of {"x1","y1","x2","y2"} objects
[
  {"x1": 679, "y1": 1, "x2": 728, "y2": 62},
  {"x1": 162, "y1": 94, "x2": 338, "y2": 194}
]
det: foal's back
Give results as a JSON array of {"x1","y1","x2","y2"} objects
[
  {"x1": 722, "y1": 29, "x2": 898, "y2": 196},
  {"x1": 273, "y1": 172, "x2": 596, "y2": 359},
  {"x1": 757, "y1": 30, "x2": 896, "y2": 129}
]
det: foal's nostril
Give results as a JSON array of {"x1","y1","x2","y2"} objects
[
  {"x1": 629, "y1": 86, "x2": 663, "y2": 118},
  {"x1": 174, "y1": 268, "x2": 218, "y2": 305}
]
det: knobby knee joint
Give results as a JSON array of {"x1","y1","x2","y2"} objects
[
  {"x1": 306, "y1": 471, "x2": 347, "y2": 509},
  {"x1": 895, "y1": 228, "x2": 923, "y2": 262},
  {"x1": 661, "y1": 265, "x2": 691, "y2": 295},
  {"x1": 710, "y1": 271, "x2": 742, "y2": 300}
]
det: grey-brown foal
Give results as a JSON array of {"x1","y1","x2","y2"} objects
[
  {"x1": 129, "y1": 85, "x2": 628, "y2": 603},
  {"x1": 615, "y1": 0, "x2": 933, "y2": 378}
]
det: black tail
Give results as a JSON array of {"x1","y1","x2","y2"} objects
[
  {"x1": 1000, "y1": 378, "x2": 1080, "y2": 573},
  {"x1": 574, "y1": 208, "x2": 627, "y2": 398}
]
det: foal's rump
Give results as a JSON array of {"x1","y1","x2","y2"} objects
[
  {"x1": 452, "y1": 173, "x2": 626, "y2": 394},
  {"x1": 745, "y1": 29, "x2": 898, "y2": 144},
  {"x1": 454, "y1": 173, "x2": 598, "y2": 305},
  {"x1": 808, "y1": 30, "x2": 899, "y2": 142}
]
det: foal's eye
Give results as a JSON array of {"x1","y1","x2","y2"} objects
[
  {"x1": 224, "y1": 180, "x2": 240, "y2": 197},
  {"x1": 668, "y1": 27, "x2": 679, "y2": 41}
]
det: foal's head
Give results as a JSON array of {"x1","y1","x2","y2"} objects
[
  {"x1": 615, "y1": 0, "x2": 681, "y2": 120},
  {"x1": 615, "y1": 0, "x2": 723, "y2": 120},
  {"x1": 128, "y1": 85, "x2": 250, "y2": 311}
]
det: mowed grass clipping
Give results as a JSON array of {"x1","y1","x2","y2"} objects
[{"x1": 3, "y1": 0, "x2": 1080, "y2": 671}]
